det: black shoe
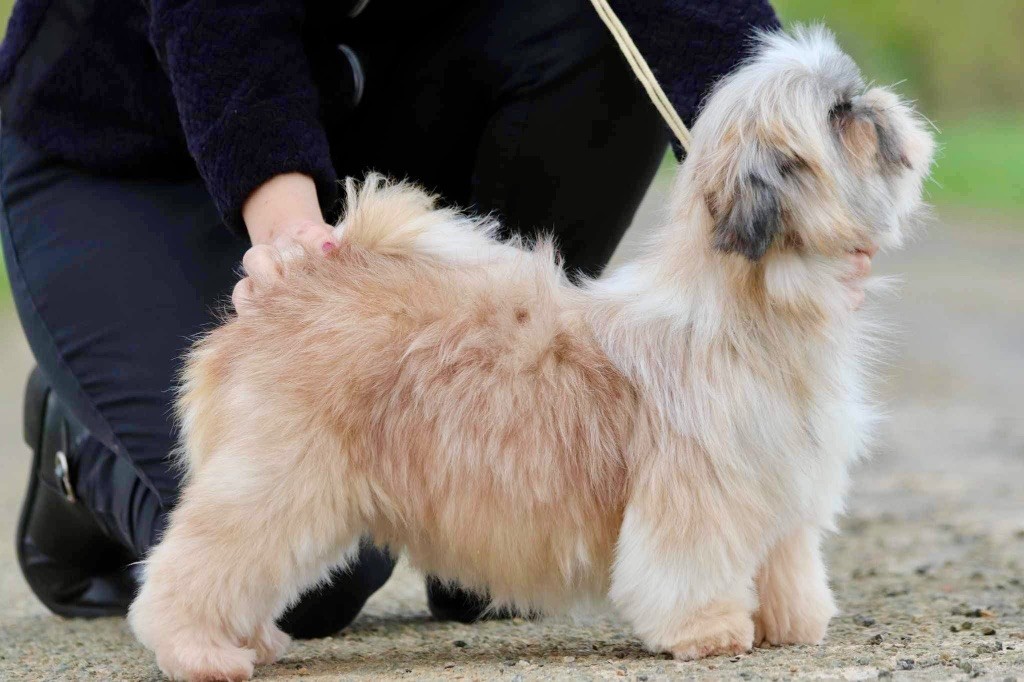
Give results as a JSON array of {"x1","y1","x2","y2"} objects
[
  {"x1": 425, "y1": 577, "x2": 523, "y2": 624},
  {"x1": 16, "y1": 367, "x2": 135, "y2": 618},
  {"x1": 277, "y1": 540, "x2": 395, "y2": 639}
]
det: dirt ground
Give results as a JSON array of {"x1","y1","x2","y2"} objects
[{"x1": 1, "y1": 182, "x2": 1022, "y2": 681}]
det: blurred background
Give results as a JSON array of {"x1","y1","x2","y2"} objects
[{"x1": 0, "y1": 2, "x2": 1022, "y2": 679}]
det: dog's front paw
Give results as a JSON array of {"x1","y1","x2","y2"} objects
[
  {"x1": 249, "y1": 622, "x2": 290, "y2": 666},
  {"x1": 668, "y1": 602, "x2": 754, "y2": 661},
  {"x1": 154, "y1": 637, "x2": 256, "y2": 682},
  {"x1": 752, "y1": 591, "x2": 835, "y2": 647}
]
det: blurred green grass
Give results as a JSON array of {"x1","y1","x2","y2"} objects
[{"x1": 929, "y1": 118, "x2": 1024, "y2": 211}]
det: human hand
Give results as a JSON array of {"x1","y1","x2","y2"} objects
[
  {"x1": 843, "y1": 243, "x2": 878, "y2": 310},
  {"x1": 233, "y1": 174, "x2": 337, "y2": 314}
]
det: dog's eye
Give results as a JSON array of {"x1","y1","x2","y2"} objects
[{"x1": 829, "y1": 100, "x2": 853, "y2": 120}]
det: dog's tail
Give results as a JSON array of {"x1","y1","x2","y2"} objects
[{"x1": 334, "y1": 173, "x2": 503, "y2": 261}]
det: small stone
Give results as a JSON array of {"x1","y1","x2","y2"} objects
[
  {"x1": 868, "y1": 633, "x2": 886, "y2": 644},
  {"x1": 511, "y1": 617, "x2": 526, "y2": 625},
  {"x1": 517, "y1": 659, "x2": 530, "y2": 667},
  {"x1": 638, "y1": 677, "x2": 649, "y2": 682},
  {"x1": 443, "y1": 662, "x2": 456, "y2": 669},
  {"x1": 453, "y1": 640, "x2": 467, "y2": 648},
  {"x1": 951, "y1": 624, "x2": 961, "y2": 632},
  {"x1": 504, "y1": 660, "x2": 517, "y2": 667},
  {"x1": 854, "y1": 614, "x2": 877, "y2": 627},
  {"x1": 896, "y1": 659, "x2": 915, "y2": 670},
  {"x1": 983, "y1": 626, "x2": 997, "y2": 636},
  {"x1": 962, "y1": 621, "x2": 973, "y2": 630},
  {"x1": 915, "y1": 564, "x2": 932, "y2": 575},
  {"x1": 877, "y1": 671, "x2": 892, "y2": 679},
  {"x1": 965, "y1": 607, "x2": 995, "y2": 618},
  {"x1": 562, "y1": 656, "x2": 576, "y2": 663},
  {"x1": 959, "y1": 662, "x2": 974, "y2": 674}
]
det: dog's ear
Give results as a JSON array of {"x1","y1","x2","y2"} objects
[{"x1": 709, "y1": 170, "x2": 784, "y2": 261}]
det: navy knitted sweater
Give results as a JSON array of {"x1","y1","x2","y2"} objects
[{"x1": 0, "y1": 0, "x2": 778, "y2": 233}]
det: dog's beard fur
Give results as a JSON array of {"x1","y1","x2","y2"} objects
[{"x1": 129, "y1": 26, "x2": 935, "y2": 681}]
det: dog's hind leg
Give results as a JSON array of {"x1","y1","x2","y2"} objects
[
  {"x1": 129, "y1": 446, "x2": 360, "y2": 682},
  {"x1": 609, "y1": 454, "x2": 767, "y2": 661},
  {"x1": 753, "y1": 525, "x2": 836, "y2": 647}
]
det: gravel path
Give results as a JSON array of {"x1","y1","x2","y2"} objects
[{"x1": 1, "y1": 186, "x2": 1022, "y2": 681}]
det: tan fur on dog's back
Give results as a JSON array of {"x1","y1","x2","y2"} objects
[{"x1": 177, "y1": 176, "x2": 635, "y2": 607}]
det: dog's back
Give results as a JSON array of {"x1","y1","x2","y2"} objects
[{"x1": 175, "y1": 177, "x2": 637, "y2": 609}]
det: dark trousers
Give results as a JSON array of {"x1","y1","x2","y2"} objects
[{"x1": 0, "y1": 0, "x2": 667, "y2": 633}]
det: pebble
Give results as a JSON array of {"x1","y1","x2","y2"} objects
[
  {"x1": 962, "y1": 621, "x2": 974, "y2": 630},
  {"x1": 453, "y1": 640, "x2": 467, "y2": 648},
  {"x1": 868, "y1": 633, "x2": 886, "y2": 645},
  {"x1": 562, "y1": 656, "x2": 576, "y2": 663},
  {"x1": 877, "y1": 670, "x2": 892, "y2": 679},
  {"x1": 854, "y1": 614, "x2": 877, "y2": 627},
  {"x1": 983, "y1": 626, "x2": 997, "y2": 636},
  {"x1": 443, "y1": 662, "x2": 456, "y2": 669},
  {"x1": 896, "y1": 659, "x2": 915, "y2": 670}
]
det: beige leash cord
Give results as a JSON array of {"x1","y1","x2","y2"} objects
[{"x1": 588, "y1": 0, "x2": 694, "y2": 153}]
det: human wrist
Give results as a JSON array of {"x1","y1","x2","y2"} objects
[{"x1": 242, "y1": 173, "x2": 326, "y2": 245}]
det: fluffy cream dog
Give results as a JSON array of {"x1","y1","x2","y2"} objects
[{"x1": 129, "y1": 27, "x2": 934, "y2": 681}]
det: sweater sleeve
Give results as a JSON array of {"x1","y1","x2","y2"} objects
[
  {"x1": 144, "y1": 0, "x2": 338, "y2": 234},
  {"x1": 611, "y1": 0, "x2": 781, "y2": 156}
]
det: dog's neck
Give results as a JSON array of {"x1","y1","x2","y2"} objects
[{"x1": 597, "y1": 182, "x2": 852, "y2": 339}]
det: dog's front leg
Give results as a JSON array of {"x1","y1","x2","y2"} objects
[
  {"x1": 609, "y1": 457, "x2": 763, "y2": 661},
  {"x1": 753, "y1": 525, "x2": 837, "y2": 647}
]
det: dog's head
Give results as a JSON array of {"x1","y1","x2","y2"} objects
[{"x1": 690, "y1": 26, "x2": 934, "y2": 261}]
